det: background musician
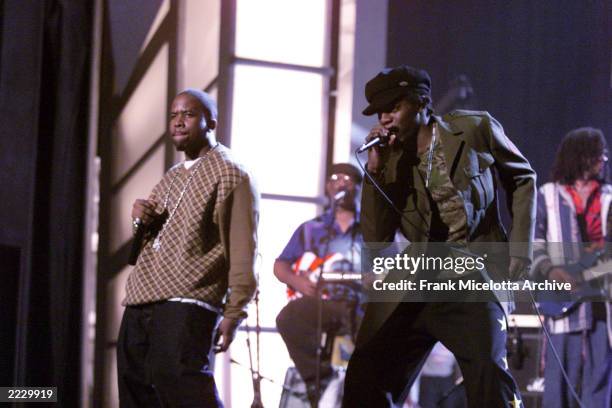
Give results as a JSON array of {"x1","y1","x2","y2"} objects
[
  {"x1": 531, "y1": 127, "x2": 612, "y2": 407},
  {"x1": 274, "y1": 163, "x2": 364, "y2": 407}
]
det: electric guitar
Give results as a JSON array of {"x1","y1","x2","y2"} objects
[
  {"x1": 537, "y1": 251, "x2": 612, "y2": 318},
  {"x1": 287, "y1": 251, "x2": 361, "y2": 300}
]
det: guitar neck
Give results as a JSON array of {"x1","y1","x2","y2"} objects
[
  {"x1": 320, "y1": 272, "x2": 361, "y2": 281},
  {"x1": 581, "y1": 259, "x2": 612, "y2": 282}
]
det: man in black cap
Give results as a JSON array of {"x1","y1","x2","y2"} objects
[
  {"x1": 342, "y1": 66, "x2": 536, "y2": 407},
  {"x1": 275, "y1": 163, "x2": 364, "y2": 407}
]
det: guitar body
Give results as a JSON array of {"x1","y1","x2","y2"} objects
[
  {"x1": 288, "y1": 251, "x2": 361, "y2": 301},
  {"x1": 537, "y1": 251, "x2": 608, "y2": 318},
  {"x1": 537, "y1": 299, "x2": 578, "y2": 319}
]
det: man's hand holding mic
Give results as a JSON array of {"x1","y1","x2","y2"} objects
[
  {"x1": 131, "y1": 198, "x2": 159, "y2": 227},
  {"x1": 129, "y1": 198, "x2": 160, "y2": 265},
  {"x1": 362, "y1": 125, "x2": 398, "y2": 176}
]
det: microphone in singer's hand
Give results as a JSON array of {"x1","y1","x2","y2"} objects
[{"x1": 357, "y1": 129, "x2": 397, "y2": 153}]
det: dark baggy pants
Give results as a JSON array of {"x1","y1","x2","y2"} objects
[
  {"x1": 342, "y1": 302, "x2": 521, "y2": 408},
  {"x1": 419, "y1": 375, "x2": 466, "y2": 408},
  {"x1": 117, "y1": 301, "x2": 222, "y2": 407}
]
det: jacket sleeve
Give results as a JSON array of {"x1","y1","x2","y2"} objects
[{"x1": 484, "y1": 114, "x2": 537, "y2": 260}]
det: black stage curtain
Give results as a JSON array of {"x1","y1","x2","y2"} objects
[{"x1": 0, "y1": 1, "x2": 92, "y2": 406}]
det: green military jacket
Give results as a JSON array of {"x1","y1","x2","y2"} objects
[{"x1": 358, "y1": 110, "x2": 537, "y2": 345}]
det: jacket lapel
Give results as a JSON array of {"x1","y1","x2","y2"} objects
[{"x1": 434, "y1": 115, "x2": 465, "y2": 182}]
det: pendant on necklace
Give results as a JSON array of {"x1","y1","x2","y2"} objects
[{"x1": 152, "y1": 237, "x2": 161, "y2": 251}]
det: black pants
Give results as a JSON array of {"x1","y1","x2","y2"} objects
[
  {"x1": 419, "y1": 375, "x2": 466, "y2": 408},
  {"x1": 342, "y1": 302, "x2": 520, "y2": 408},
  {"x1": 276, "y1": 297, "x2": 354, "y2": 389},
  {"x1": 117, "y1": 301, "x2": 222, "y2": 407}
]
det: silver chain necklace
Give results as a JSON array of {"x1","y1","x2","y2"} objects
[
  {"x1": 425, "y1": 123, "x2": 437, "y2": 188},
  {"x1": 152, "y1": 145, "x2": 217, "y2": 251}
]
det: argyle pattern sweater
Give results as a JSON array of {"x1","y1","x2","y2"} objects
[{"x1": 123, "y1": 144, "x2": 259, "y2": 321}]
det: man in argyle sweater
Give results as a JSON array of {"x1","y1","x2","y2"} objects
[{"x1": 117, "y1": 89, "x2": 259, "y2": 407}]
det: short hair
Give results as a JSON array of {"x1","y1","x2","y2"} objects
[
  {"x1": 551, "y1": 127, "x2": 608, "y2": 184},
  {"x1": 178, "y1": 88, "x2": 218, "y2": 122}
]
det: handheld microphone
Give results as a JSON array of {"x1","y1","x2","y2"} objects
[
  {"x1": 128, "y1": 219, "x2": 145, "y2": 265},
  {"x1": 333, "y1": 190, "x2": 347, "y2": 202},
  {"x1": 357, "y1": 128, "x2": 397, "y2": 153}
]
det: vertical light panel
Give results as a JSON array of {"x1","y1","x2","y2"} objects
[
  {"x1": 176, "y1": 0, "x2": 221, "y2": 90},
  {"x1": 230, "y1": 65, "x2": 325, "y2": 197},
  {"x1": 111, "y1": 44, "x2": 169, "y2": 184},
  {"x1": 235, "y1": 0, "x2": 327, "y2": 67}
]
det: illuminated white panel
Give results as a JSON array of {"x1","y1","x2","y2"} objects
[
  {"x1": 231, "y1": 65, "x2": 325, "y2": 197},
  {"x1": 250, "y1": 199, "x2": 319, "y2": 327},
  {"x1": 177, "y1": 0, "x2": 220, "y2": 90},
  {"x1": 110, "y1": 145, "x2": 165, "y2": 253},
  {"x1": 112, "y1": 44, "x2": 168, "y2": 185},
  {"x1": 236, "y1": 0, "x2": 327, "y2": 67}
]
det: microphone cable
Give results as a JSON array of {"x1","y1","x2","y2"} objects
[{"x1": 354, "y1": 149, "x2": 431, "y2": 239}]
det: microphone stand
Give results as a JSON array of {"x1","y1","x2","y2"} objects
[
  {"x1": 229, "y1": 357, "x2": 309, "y2": 400},
  {"x1": 313, "y1": 196, "x2": 342, "y2": 407},
  {"x1": 313, "y1": 261, "x2": 326, "y2": 407},
  {"x1": 246, "y1": 288, "x2": 264, "y2": 408}
]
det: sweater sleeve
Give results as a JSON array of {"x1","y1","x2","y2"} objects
[{"x1": 218, "y1": 176, "x2": 260, "y2": 321}]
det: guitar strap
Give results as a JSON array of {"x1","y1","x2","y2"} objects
[
  {"x1": 303, "y1": 222, "x2": 313, "y2": 253},
  {"x1": 575, "y1": 187, "x2": 600, "y2": 244}
]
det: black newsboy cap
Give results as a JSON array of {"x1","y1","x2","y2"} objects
[{"x1": 362, "y1": 65, "x2": 431, "y2": 116}]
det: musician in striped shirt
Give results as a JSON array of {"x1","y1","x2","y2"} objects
[{"x1": 531, "y1": 127, "x2": 612, "y2": 408}]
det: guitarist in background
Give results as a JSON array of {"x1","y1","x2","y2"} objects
[
  {"x1": 531, "y1": 127, "x2": 612, "y2": 407},
  {"x1": 274, "y1": 163, "x2": 364, "y2": 407}
]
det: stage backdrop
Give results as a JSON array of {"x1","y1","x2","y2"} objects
[{"x1": 386, "y1": 0, "x2": 612, "y2": 182}]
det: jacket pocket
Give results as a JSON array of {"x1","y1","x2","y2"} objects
[{"x1": 463, "y1": 152, "x2": 495, "y2": 209}]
